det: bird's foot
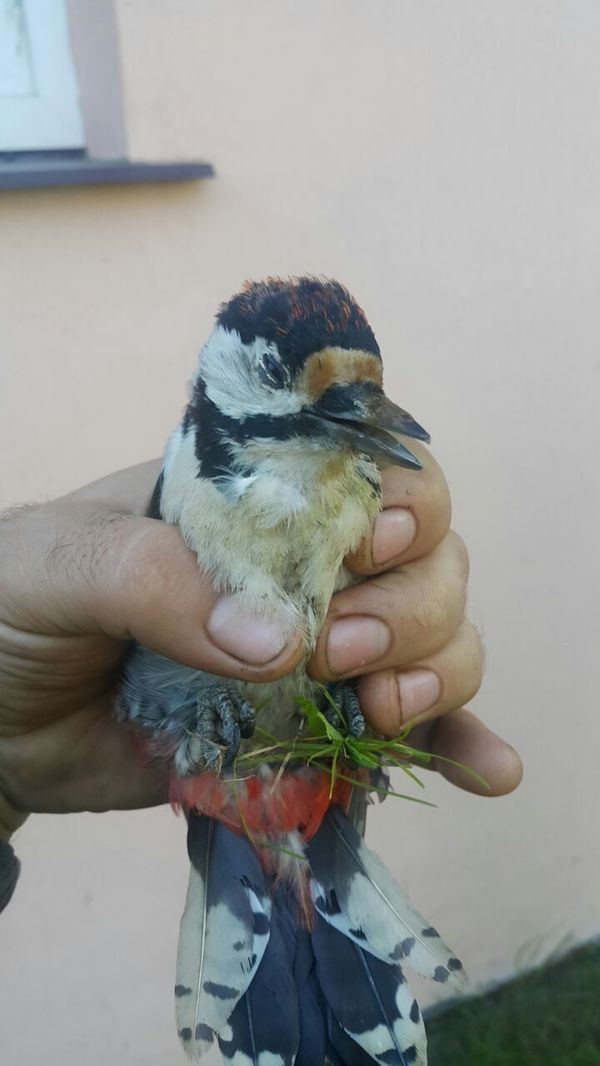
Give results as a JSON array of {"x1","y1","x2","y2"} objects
[
  {"x1": 323, "y1": 682, "x2": 365, "y2": 739},
  {"x1": 174, "y1": 686, "x2": 256, "y2": 777}
]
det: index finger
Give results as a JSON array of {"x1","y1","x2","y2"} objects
[
  {"x1": 0, "y1": 501, "x2": 303, "y2": 683},
  {"x1": 344, "y1": 443, "x2": 452, "y2": 575},
  {"x1": 65, "y1": 459, "x2": 163, "y2": 516},
  {"x1": 409, "y1": 708, "x2": 523, "y2": 797}
]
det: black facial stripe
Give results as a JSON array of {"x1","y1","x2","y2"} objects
[
  {"x1": 147, "y1": 469, "x2": 165, "y2": 519},
  {"x1": 187, "y1": 384, "x2": 323, "y2": 484}
]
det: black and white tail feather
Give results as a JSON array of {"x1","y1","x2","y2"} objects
[
  {"x1": 175, "y1": 816, "x2": 271, "y2": 1056},
  {"x1": 176, "y1": 807, "x2": 465, "y2": 1066}
]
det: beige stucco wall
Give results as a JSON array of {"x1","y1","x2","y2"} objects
[{"x1": 2, "y1": 3, "x2": 599, "y2": 1063}]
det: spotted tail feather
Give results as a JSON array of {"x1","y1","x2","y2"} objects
[
  {"x1": 326, "y1": 1012, "x2": 402, "y2": 1066},
  {"x1": 175, "y1": 814, "x2": 271, "y2": 1060},
  {"x1": 307, "y1": 806, "x2": 466, "y2": 988},
  {"x1": 176, "y1": 805, "x2": 464, "y2": 1065},
  {"x1": 217, "y1": 891, "x2": 299, "y2": 1065},
  {"x1": 312, "y1": 912, "x2": 426, "y2": 1066}
]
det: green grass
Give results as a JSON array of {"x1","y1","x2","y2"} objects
[
  {"x1": 236, "y1": 688, "x2": 489, "y2": 803},
  {"x1": 427, "y1": 942, "x2": 600, "y2": 1065}
]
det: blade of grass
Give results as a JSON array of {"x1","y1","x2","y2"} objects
[{"x1": 325, "y1": 770, "x2": 437, "y2": 807}]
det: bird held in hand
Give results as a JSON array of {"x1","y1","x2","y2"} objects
[{"x1": 118, "y1": 276, "x2": 465, "y2": 1066}]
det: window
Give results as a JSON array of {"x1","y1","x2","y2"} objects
[
  {"x1": 0, "y1": 0, "x2": 84, "y2": 151},
  {"x1": 0, "y1": 0, "x2": 213, "y2": 188}
]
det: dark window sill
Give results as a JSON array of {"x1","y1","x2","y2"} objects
[{"x1": 0, "y1": 155, "x2": 214, "y2": 190}]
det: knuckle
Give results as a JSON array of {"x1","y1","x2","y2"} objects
[
  {"x1": 450, "y1": 622, "x2": 486, "y2": 704},
  {"x1": 464, "y1": 621, "x2": 486, "y2": 684},
  {"x1": 407, "y1": 560, "x2": 469, "y2": 648},
  {"x1": 412, "y1": 584, "x2": 453, "y2": 640},
  {"x1": 461, "y1": 659, "x2": 484, "y2": 703},
  {"x1": 446, "y1": 529, "x2": 470, "y2": 584},
  {"x1": 425, "y1": 464, "x2": 452, "y2": 531}
]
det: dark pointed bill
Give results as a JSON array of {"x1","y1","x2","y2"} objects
[
  {"x1": 375, "y1": 395, "x2": 430, "y2": 445},
  {"x1": 308, "y1": 390, "x2": 430, "y2": 470}
]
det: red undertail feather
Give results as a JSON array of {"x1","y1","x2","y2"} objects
[{"x1": 170, "y1": 766, "x2": 353, "y2": 842}]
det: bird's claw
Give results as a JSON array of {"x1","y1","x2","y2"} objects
[
  {"x1": 323, "y1": 682, "x2": 365, "y2": 739},
  {"x1": 174, "y1": 685, "x2": 256, "y2": 776}
]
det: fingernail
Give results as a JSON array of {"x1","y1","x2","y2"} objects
[
  {"x1": 372, "y1": 508, "x2": 417, "y2": 566},
  {"x1": 397, "y1": 669, "x2": 441, "y2": 721},
  {"x1": 326, "y1": 616, "x2": 392, "y2": 675},
  {"x1": 207, "y1": 596, "x2": 292, "y2": 664}
]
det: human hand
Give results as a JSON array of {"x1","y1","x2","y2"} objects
[
  {"x1": 0, "y1": 455, "x2": 521, "y2": 840},
  {"x1": 308, "y1": 443, "x2": 522, "y2": 796}
]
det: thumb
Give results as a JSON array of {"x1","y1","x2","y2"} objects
[{"x1": 1, "y1": 501, "x2": 303, "y2": 682}]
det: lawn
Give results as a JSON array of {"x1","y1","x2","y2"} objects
[{"x1": 427, "y1": 942, "x2": 600, "y2": 1066}]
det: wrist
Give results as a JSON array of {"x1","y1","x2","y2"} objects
[
  {"x1": 0, "y1": 789, "x2": 28, "y2": 843},
  {"x1": 0, "y1": 789, "x2": 25, "y2": 913}
]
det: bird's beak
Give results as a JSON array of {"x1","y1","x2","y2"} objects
[{"x1": 308, "y1": 384, "x2": 430, "y2": 469}]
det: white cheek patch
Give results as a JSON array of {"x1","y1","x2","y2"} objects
[
  {"x1": 197, "y1": 326, "x2": 305, "y2": 420},
  {"x1": 160, "y1": 424, "x2": 205, "y2": 526}
]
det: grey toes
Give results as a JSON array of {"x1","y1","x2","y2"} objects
[
  {"x1": 343, "y1": 686, "x2": 365, "y2": 738},
  {"x1": 167, "y1": 685, "x2": 257, "y2": 777},
  {"x1": 190, "y1": 686, "x2": 256, "y2": 772},
  {"x1": 213, "y1": 691, "x2": 242, "y2": 767},
  {"x1": 239, "y1": 699, "x2": 256, "y2": 739},
  {"x1": 326, "y1": 683, "x2": 365, "y2": 739}
]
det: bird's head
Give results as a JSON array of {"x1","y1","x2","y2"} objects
[{"x1": 185, "y1": 277, "x2": 429, "y2": 482}]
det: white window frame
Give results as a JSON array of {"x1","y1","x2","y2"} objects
[{"x1": 0, "y1": 0, "x2": 84, "y2": 151}]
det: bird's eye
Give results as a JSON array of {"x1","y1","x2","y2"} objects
[{"x1": 260, "y1": 352, "x2": 286, "y2": 389}]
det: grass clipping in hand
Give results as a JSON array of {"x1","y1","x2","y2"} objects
[{"x1": 234, "y1": 685, "x2": 489, "y2": 805}]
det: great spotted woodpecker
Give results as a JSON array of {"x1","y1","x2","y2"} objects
[{"x1": 118, "y1": 277, "x2": 465, "y2": 1066}]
